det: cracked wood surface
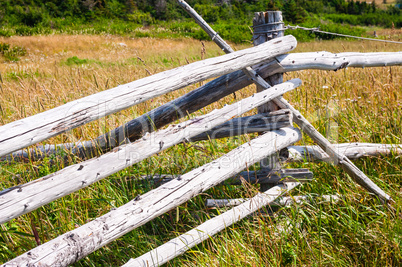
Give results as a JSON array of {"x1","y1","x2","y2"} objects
[
  {"x1": 2, "y1": 110, "x2": 292, "y2": 161},
  {"x1": 124, "y1": 182, "x2": 300, "y2": 267},
  {"x1": 176, "y1": 0, "x2": 394, "y2": 204},
  {"x1": 0, "y1": 79, "x2": 301, "y2": 225},
  {"x1": 136, "y1": 168, "x2": 313, "y2": 186},
  {"x1": 286, "y1": 143, "x2": 402, "y2": 162},
  {"x1": 3, "y1": 127, "x2": 302, "y2": 267},
  {"x1": 205, "y1": 194, "x2": 340, "y2": 208},
  {"x1": 0, "y1": 35, "x2": 297, "y2": 158}
]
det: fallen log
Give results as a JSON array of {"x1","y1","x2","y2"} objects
[
  {"x1": 206, "y1": 194, "x2": 340, "y2": 208},
  {"x1": 0, "y1": 79, "x2": 301, "y2": 225},
  {"x1": 4, "y1": 127, "x2": 302, "y2": 266},
  {"x1": 123, "y1": 182, "x2": 300, "y2": 267},
  {"x1": 0, "y1": 35, "x2": 297, "y2": 158},
  {"x1": 1, "y1": 110, "x2": 292, "y2": 161}
]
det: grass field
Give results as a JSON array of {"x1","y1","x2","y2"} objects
[{"x1": 0, "y1": 34, "x2": 401, "y2": 266}]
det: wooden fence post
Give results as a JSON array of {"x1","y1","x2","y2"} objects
[{"x1": 253, "y1": 11, "x2": 285, "y2": 191}]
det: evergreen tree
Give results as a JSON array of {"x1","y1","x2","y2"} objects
[{"x1": 283, "y1": 0, "x2": 307, "y2": 24}]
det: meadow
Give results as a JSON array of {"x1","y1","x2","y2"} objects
[{"x1": 0, "y1": 33, "x2": 401, "y2": 266}]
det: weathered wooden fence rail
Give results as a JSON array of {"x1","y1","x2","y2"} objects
[
  {"x1": 124, "y1": 182, "x2": 300, "y2": 267},
  {"x1": 0, "y1": 36, "x2": 296, "y2": 158},
  {"x1": 206, "y1": 194, "x2": 340, "y2": 208},
  {"x1": 125, "y1": 192, "x2": 340, "y2": 266},
  {"x1": 4, "y1": 127, "x2": 302, "y2": 266},
  {"x1": 1, "y1": 1, "x2": 401, "y2": 265},
  {"x1": 0, "y1": 79, "x2": 301, "y2": 225},
  {"x1": 180, "y1": 0, "x2": 392, "y2": 202},
  {"x1": 2, "y1": 51, "x2": 401, "y2": 162},
  {"x1": 1, "y1": 110, "x2": 293, "y2": 161}
]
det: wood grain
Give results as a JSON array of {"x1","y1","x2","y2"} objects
[{"x1": 4, "y1": 127, "x2": 302, "y2": 266}]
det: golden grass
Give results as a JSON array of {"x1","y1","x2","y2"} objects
[{"x1": 0, "y1": 35, "x2": 400, "y2": 143}]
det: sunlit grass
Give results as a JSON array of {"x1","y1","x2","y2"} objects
[{"x1": 0, "y1": 35, "x2": 401, "y2": 266}]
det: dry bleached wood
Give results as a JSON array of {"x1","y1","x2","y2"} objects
[
  {"x1": 206, "y1": 194, "x2": 340, "y2": 208},
  {"x1": 123, "y1": 182, "x2": 300, "y2": 267},
  {"x1": 0, "y1": 35, "x2": 297, "y2": 158},
  {"x1": 285, "y1": 143, "x2": 402, "y2": 162},
  {"x1": 182, "y1": 0, "x2": 393, "y2": 203},
  {"x1": 253, "y1": 11, "x2": 284, "y2": 192},
  {"x1": 137, "y1": 168, "x2": 313, "y2": 186},
  {"x1": 0, "y1": 79, "x2": 301, "y2": 225},
  {"x1": 3, "y1": 51, "x2": 401, "y2": 162},
  {"x1": 2, "y1": 110, "x2": 292, "y2": 161},
  {"x1": 4, "y1": 127, "x2": 302, "y2": 266},
  {"x1": 270, "y1": 51, "x2": 402, "y2": 73}
]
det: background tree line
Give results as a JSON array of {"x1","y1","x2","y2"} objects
[
  {"x1": 0, "y1": 1, "x2": 400, "y2": 42},
  {"x1": 0, "y1": 0, "x2": 400, "y2": 26}
]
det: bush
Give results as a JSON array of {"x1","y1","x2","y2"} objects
[
  {"x1": 127, "y1": 10, "x2": 154, "y2": 25},
  {"x1": 0, "y1": 42, "x2": 27, "y2": 62}
]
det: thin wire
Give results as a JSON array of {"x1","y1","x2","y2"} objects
[{"x1": 285, "y1": 25, "x2": 402, "y2": 44}]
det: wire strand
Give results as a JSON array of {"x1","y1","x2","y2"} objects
[{"x1": 285, "y1": 25, "x2": 402, "y2": 44}]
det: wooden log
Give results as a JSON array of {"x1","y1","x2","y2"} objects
[
  {"x1": 179, "y1": 0, "x2": 392, "y2": 203},
  {"x1": 253, "y1": 11, "x2": 284, "y2": 192},
  {"x1": 0, "y1": 79, "x2": 301, "y2": 225},
  {"x1": 224, "y1": 168, "x2": 313, "y2": 185},
  {"x1": 3, "y1": 51, "x2": 401, "y2": 162},
  {"x1": 134, "y1": 168, "x2": 313, "y2": 186},
  {"x1": 4, "y1": 127, "x2": 302, "y2": 266},
  {"x1": 0, "y1": 35, "x2": 297, "y2": 158},
  {"x1": 285, "y1": 143, "x2": 402, "y2": 162},
  {"x1": 1, "y1": 110, "x2": 292, "y2": 161},
  {"x1": 205, "y1": 194, "x2": 340, "y2": 208},
  {"x1": 123, "y1": 182, "x2": 300, "y2": 267},
  {"x1": 188, "y1": 110, "x2": 291, "y2": 142},
  {"x1": 267, "y1": 51, "x2": 402, "y2": 74}
]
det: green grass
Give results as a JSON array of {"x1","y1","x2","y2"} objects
[{"x1": 0, "y1": 16, "x2": 375, "y2": 44}]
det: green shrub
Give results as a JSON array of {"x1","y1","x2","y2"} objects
[
  {"x1": 0, "y1": 28, "x2": 13, "y2": 37},
  {"x1": 0, "y1": 42, "x2": 27, "y2": 62},
  {"x1": 64, "y1": 56, "x2": 90, "y2": 66},
  {"x1": 127, "y1": 10, "x2": 154, "y2": 25}
]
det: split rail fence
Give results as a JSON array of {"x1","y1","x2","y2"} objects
[{"x1": 1, "y1": 1, "x2": 402, "y2": 266}]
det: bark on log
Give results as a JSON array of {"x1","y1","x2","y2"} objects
[
  {"x1": 3, "y1": 127, "x2": 302, "y2": 266},
  {"x1": 0, "y1": 79, "x2": 301, "y2": 225},
  {"x1": 0, "y1": 35, "x2": 297, "y2": 158},
  {"x1": 3, "y1": 51, "x2": 401, "y2": 162},
  {"x1": 1, "y1": 110, "x2": 292, "y2": 161},
  {"x1": 206, "y1": 194, "x2": 340, "y2": 208},
  {"x1": 123, "y1": 182, "x2": 300, "y2": 267}
]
